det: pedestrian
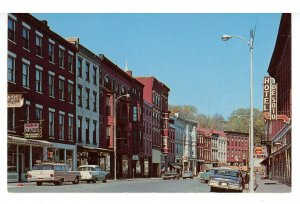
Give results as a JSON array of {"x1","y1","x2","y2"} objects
[
  {"x1": 241, "y1": 172, "x2": 246, "y2": 189},
  {"x1": 245, "y1": 172, "x2": 250, "y2": 189}
]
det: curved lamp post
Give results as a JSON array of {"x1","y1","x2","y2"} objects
[
  {"x1": 114, "y1": 93, "x2": 130, "y2": 180},
  {"x1": 221, "y1": 30, "x2": 254, "y2": 193}
]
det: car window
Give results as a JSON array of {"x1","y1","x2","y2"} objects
[
  {"x1": 213, "y1": 169, "x2": 239, "y2": 177},
  {"x1": 33, "y1": 164, "x2": 54, "y2": 170},
  {"x1": 54, "y1": 165, "x2": 64, "y2": 171}
]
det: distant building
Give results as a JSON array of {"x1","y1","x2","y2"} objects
[
  {"x1": 143, "y1": 100, "x2": 153, "y2": 176},
  {"x1": 225, "y1": 131, "x2": 249, "y2": 166},
  {"x1": 173, "y1": 113, "x2": 198, "y2": 175},
  {"x1": 136, "y1": 77, "x2": 170, "y2": 177}
]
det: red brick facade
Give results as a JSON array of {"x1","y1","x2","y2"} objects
[{"x1": 225, "y1": 131, "x2": 249, "y2": 165}]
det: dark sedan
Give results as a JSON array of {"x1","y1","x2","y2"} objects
[
  {"x1": 208, "y1": 167, "x2": 243, "y2": 192},
  {"x1": 162, "y1": 171, "x2": 180, "y2": 180}
]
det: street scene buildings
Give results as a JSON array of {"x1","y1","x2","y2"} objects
[{"x1": 7, "y1": 13, "x2": 291, "y2": 192}]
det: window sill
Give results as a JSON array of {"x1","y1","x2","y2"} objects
[
  {"x1": 36, "y1": 55, "x2": 43, "y2": 59},
  {"x1": 36, "y1": 91, "x2": 43, "y2": 95},
  {"x1": 8, "y1": 39, "x2": 16, "y2": 44},
  {"x1": 23, "y1": 47, "x2": 30, "y2": 52},
  {"x1": 8, "y1": 81, "x2": 16, "y2": 85},
  {"x1": 49, "y1": 61, "x2": 55, "y2": 65}
]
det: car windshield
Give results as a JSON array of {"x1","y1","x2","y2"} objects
[
  {"x1": 32, "y1": 164, "x2": 54, "y2": 170},
  {"x1": 213, "y1": 169, "x2": 239, "y2": 177}
]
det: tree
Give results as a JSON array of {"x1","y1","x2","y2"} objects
[{"x1": 225, "y1": 108, "x2": 264, "y2": 145}]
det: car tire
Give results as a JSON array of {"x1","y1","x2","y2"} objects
[
  {"x1": 73, "y1": 177, "x2": 79, "y2": 184},
  {"x1": 36, "y1": 182, "x2": 42, "y2": 186},
  {"x1": 211, "y1": 187, "x2": 217, "y2": 192},
  {"x1": 103, "y1": 176, "x2": 107, "y2": 183},
  {"x1": 54, "y1": 179, "x2": 62, "y2": 186},
  {"x1": 92, "y1": 178, "x2": 97, "y2": 183},
  {"x1": 87, "y1": 180, "x2": 91, "y2": 183}
]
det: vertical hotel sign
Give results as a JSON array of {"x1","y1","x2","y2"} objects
[{"x1": 263, "y1": 76, "x2": 277, "y2": 120}]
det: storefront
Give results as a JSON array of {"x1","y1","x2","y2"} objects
[
  {"x1": 7, "y1": 135, "x2": 53, "y2": 182},
  {"x1": 77, "y1": 145, "x2": 112, "y2": 175}
]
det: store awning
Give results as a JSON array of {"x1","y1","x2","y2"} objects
[
  {"x1": 8, "y1": 135, "x2": 53, "y2": 147},
  {"x1": 77, "y1": 145, "x2": 113, "y2": 152},
  {"x1": 271, "y1": 123, "x2": 291, "y2": 143},
  {"x1": 169, "y1": 163, "x2": 182, "y2": 170},
  {"x1": 203, "y1": 164, "x2": 213, "y2": 170},
  {"x1": 260, "y1": 157, "x2": 269, "y2": 165},
  {"x1": 270, "y1": 143, "x2": 291, "y2": 158}
]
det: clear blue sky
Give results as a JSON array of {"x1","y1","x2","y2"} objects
[{"x1": 33, "y1": 13, "x2": 281, "y2": 119}]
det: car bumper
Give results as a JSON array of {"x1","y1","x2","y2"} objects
[{"x1": 208, "y1": 181, "x2": 242, "y2": 191}]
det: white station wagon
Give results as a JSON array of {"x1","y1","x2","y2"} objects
[
  {"x1": 77, "y1": 165, "x2": 108, "y2": 183},
  {"x1": 27, "y1": 163, "x2": 80, "y2": 186}
]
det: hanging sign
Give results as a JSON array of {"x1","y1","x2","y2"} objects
[
  {"x1": 7, "y1": 94, "x2": 24, "y2": 108},
  {"x1": 263, "y1": 76, "x2": 277, "y2": 120}
]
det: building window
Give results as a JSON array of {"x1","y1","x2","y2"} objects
[
  {"x1": 93, "y1": 91, "x2": 97, "y2": 112},
  {"x1": 59, "y1": 79, "x2": 64, "y2": 100},
  {"x1": 68, "y1": 116, "x2": 73, "y2": 141},
  {"x1": 22, "y1": 27, "x2": 29, "y2": 50},
  {"x1": 75, "y1": 86, "x2": 82, "y2": 108},
  {"x1": 49, "y1": 43, "x2": 54, "y2": 63},
  {"x1": 93, "y1": 66, "x2": 97, "y2": 85},
  {"x1": 93, "y1": 121, "x2": 97, "y2": 144},
  {"x1": 86, "y1": 88, "x2": 90, "y2": 110},
  {"x1": 36, "y1": 35, "x2": 42, "y2": 57},
  {"x1": 8, "y1": 55, "x2": 15, "y2": 83},
  {"x1": 133, "y1": 106, "x2": 137, "y2": 122},
  {"x1": 49, "y1": 111, "x2": 55, "y2": 138},
  {"x1": 59, "y1": 49, "x2": 64, "y2": 68},
  {"x1": 68, "y1": 54, "x2": 73, "y2": 73},
  {"x1": 22, "y1": 63, "x2": 30, "y2": 88},
  {"x1": 49, "y1": 74, "x2": 55, "y2": 97},
  {"x1": 78, "y1": 58, "x2": 82, "y2": 77},
  {"x1": 68, "y1": 83, "x2": 73, "y2": 103},
  {"x1": 86, "y1": 62, "x2": 90, "y2": 82},
  {"x1": 106, "y1": 127, "x2": 110, "y2": 146},
  {"x1": 36, "y1": 69, "x2": 42, "y2": 93},
  {"x1": 35, "y1": 107, "x2": 43, "y2": 121},
  {"x1": 78, "y1": 116, "x2": 82, "y2": 142},
  {"x1": 106, "y1": 96, "x2": 111, "y2": 116},
  {"x1": 86, "y1": 118, "x2": 90, "y2": 144},
  {"x1": 8, "y1": 17, "x2": 16, "y2": 42},
  {"x1": 104, "y1": 75, "x2": 110, "y2": 89},
  {"x1": 59, "y1": 113, "x2": 64, "y2": 140},
  {"x1": 24, "y1": 103, "x2": 30, "y2": 123},
  {"x1": 8, "y1": 108, "x2": 15, "y2": 131}
]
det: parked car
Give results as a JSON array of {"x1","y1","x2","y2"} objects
[
  {"x1": 182, "y1": 171, "x2": 193, "y2": 179},
  {"x1": 162, "y1": 171, "x2": 180, "y2": 180},
  {"x1": 7, "y1": 166, "x2": 18, "y2": 182},
  {"x1": 199, "y1": 169, "x2": 213, "y2": 183},
  {"x1": 77, "y1": 165, "x2": 108, "y2": 183},
  {"x1": 27, "y1": 162, "x2": 80, "y2": 186},
  {"x1": 208, "y1": 167, "x2": 243, "y2": 192}
]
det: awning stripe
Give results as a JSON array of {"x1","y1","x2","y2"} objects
[
  {"x1": 271, "y1": 123, "x2": 291, "y2": 143},
  {"x1": 78, "y1": 145, "x2": 113, "y2": 152},
  {"x1": 8, "y1": 135, "x2": 53, "y2": 147}
]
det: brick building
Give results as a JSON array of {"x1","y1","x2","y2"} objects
[
  {"x1": 225, "y1": 131, "x2": 249, "y2": 166},
  {"x1": 7, "y1": 13, "x2": 77, "y2": 182},
  {"x1": 261, "y1": 13, "x2": 291, "y2": 185},
  {"x1": 136, "y1": 77, "x2": 170, "y2": 177},
  {"x1": 143, "y1": 100, "x2": 153, "y2": 176},
  {"x1": 99, "y1": 57, "x2": 144, "y2": 178}
]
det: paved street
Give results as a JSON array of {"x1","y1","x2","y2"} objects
[{"x1": 8, "y1": 178, "x2": 212, "y2": 193}]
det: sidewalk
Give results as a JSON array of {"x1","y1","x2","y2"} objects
[{"x1": 254, "y1": 177, "x2": 291, "y2": 193}]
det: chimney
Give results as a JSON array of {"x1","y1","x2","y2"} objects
[
  {"x1": 41, "y1": 20, "x2": 48, "y2": 26},
  {"x1": 66, "y1": 37, "x2": 80, "y2": 47}
]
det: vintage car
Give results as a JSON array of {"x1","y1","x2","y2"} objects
[
  {"x1": 77, "y1": 165, "x2": 108, "y2": 183},
  {"x1": 27, "y1": 162, "x2": 80, "y2": 186},
  {"x1": 199, "y1": 169, "x2": 213, "y2": 183},
  {"x1": 182, "y1": 171, "x2": 193, "y2": 179},
  {"x1": 208, "y1": 167, "x2": 243, "y2": 192},
  {"x1": 162, "y1": 171, "x2": 180, "y2": 180}
]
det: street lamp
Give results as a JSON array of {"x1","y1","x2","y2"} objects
[
  {"x1": 221, "y1": 30, "x2": 255, "y2": 193},
  {"x1": 114, "y1": 93, "x2": 130, "y2": 180}
]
